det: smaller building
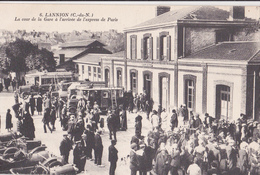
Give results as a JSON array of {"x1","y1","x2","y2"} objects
[{"x1": 54, "y1": 39, "x2": 112, "y2": 71}]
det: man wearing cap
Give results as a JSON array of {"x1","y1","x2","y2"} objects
[
  {"x1": 60, "y1": 134, "x2": 73, "y2": 164},
  {"x1": 108, "y1": 140, "x2": 118, "y2": 175},
  {"x1": 94, "y1": 129, "x2": 103, "y2": 166},
  {"x1": 170, "y1": 109, "x2": 178, "y2": 131}
]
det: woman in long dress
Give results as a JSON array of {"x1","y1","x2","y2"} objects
[{"x1": 6, "y1": 109, "x2": 12, "y2": 131}]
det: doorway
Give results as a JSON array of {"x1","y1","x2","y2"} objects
[
  {"x1": 159, "y1": 76, "x2": 169, "y2": 110},
  {"x1": 105, "y1": 69, "x2": 110, "y2": 87},
  {"x1": 216, "y1": 85, "x2": 231, "y2": 120},
  {"x1": 143, "y1": 72, "x2": 152, "y2": 100}
]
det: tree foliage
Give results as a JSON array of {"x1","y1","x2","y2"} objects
[{"x1": 4, "y1": 39, "x2": 56, "y2": 74}]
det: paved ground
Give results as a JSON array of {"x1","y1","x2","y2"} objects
[{"x1": 0, "y1": 90, "x2": 153, "y2": 175}]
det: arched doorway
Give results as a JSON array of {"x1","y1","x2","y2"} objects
[
  {"x1": 104, "y1": 68, "x2": 110, "y2": 87},
  {"x1": 216, "y1": 85, "x2": 231, "y2": 120},
  {"x1": 143, "y1": 71, "x2": 152, "y2": 100},
  {"x1": 159, "y1": 73, "x2": 170, "y2": 110}
]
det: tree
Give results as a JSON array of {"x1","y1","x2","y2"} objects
[{"x1": 4, "y1": 38, "x2": 56, "y2": 79}]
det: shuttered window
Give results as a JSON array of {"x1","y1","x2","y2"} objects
[
  {"x1": 158, "y1": 31, "x2": 171, "y2": 61},
  {"x1": 130, "y1": 35, "x2": 137, "y2": 59},
  {"x1": 141, "y1": 33, "x2": 153, "y2": 60}
]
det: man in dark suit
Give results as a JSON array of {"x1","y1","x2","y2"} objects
[
  {"x1": 59, "y1": 134, "x2": 73, "y2": 164},
  {"x1": 94, "y1": 129, "x2": 103, "y2": 166},
  {"x1": 108, "y1": 139, "x2": 118, "y2": 175}
]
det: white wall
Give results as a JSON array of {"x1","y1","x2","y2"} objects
[{"x1": 126, "y1": 26, "x2": 176, "y2": 60}]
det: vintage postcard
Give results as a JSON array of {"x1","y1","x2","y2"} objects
[{"x1": 0, "y1": 2, "x2": 259, "y2": 175}]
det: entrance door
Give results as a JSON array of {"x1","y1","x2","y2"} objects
[
  {"x1": 105, "y1": 69, "x2": 110, "y2": 87},
  {"x1": 216, "y1": 85, "x2": 231, "y2": 120},
  {"x1": 144, "y1": 74, "x2": 151, "y2": 100},
  {"x1": 159, "y1": 77, "x2": 168, "y2": 110}
]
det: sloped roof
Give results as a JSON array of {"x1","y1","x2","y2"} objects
[
  {"x1": 74, "y1": 53, "x2": 111, "y2": 64},
  {"x1": 127, "y1": 6, "x2": 254, "y2": 30},
  {"x1": 60, "y1": 39, "x2": 105, "y2": 48},
  {"x1": 184, "y1": 41, "x2": 260, "y2": 62},
  {"x1": 102, "y1": 51, "x2": 124, "y2": 58},
  {"x1": 54, "y1": 48, "x2": 87, "y2": 58}
]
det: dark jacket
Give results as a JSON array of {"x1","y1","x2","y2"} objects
[
  {"x1": 130, "y1": 150, "x2": 139, "y2": 171},
  {"x1": 60, "y1": 138, "x2": 72, "y2": 156},
  {"x1": 108, "y1": 145, "x2": 118, "y2": 162},
  {"x1": 94, "y1": 133, "x2": 103, "y2": 149},
  {"x1": 6, "y1": 112, "x2": 12, "y2": 129},
  {"x1": 155, "y1": 152, "x2": 171, "y2": 175},
  {"x1": 36, "y1": 97, "x2": 43, "y2": 112}
]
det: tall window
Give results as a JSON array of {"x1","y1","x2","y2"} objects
[
  {"x1": 184, "y1": 75, "x2": 196, "y2": 110},
  {"x1": 130, "y1": 35, "x2": 137, "y2": 59},
  {"x1": 130, "y1": 71, "x2": 137, "y2": 93},
  {"x1": 88, "y1": 66, "x2": 91, "y2": 77},
  {"x1": 93, "y1": 67, "x2": 97, "y2": 81},
  {"x1": 186, "y1": 80, "x2": 194, "y2": 109},
  {"x1": 82, "y1": 65, "x2": 84, "y2": 74},
  {"x1": 158, "y1": 31, "x2": 171, "y2": 61},
  {"x1": 98, "y1": 67, "x2": 101, "y2": 80},
  {"x1": 117, "y1": 69, "x2": 122, "y2": 87},
  {"x1": 144, "y1": 37, "x2": 149, "y2": 60},
  {"x1": 160, "y1": 36, "x2": 167, "y2": 60},
  {"x1": 141, "y1": 34, "x2": 153, "y2": 60}
]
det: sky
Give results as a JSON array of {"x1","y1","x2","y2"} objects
[{"x1": 0, "y1": 2, "x2": 259, "y2": 33}]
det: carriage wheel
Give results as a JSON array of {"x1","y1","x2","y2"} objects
[
  {"x1": 48, "y1": 160, "x2": 63, "y2": 168},
  {"x1": 3, "y1": 147, "x2": 19, "y2": 156}
]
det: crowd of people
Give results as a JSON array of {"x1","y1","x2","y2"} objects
[
  {"x1": 127, "y1": 105, "x2": 260, "y2": 175},
  {"x1": 4, "y1": 85, "x2": 260, "y2": 175}
]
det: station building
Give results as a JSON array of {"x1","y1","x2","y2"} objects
[{"x1": 75, "y1": 6, "x2": 260, "y2": 122}]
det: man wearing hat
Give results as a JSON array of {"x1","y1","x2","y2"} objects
[
  {"x1": 59, "y1": 134, "x2": 73, "y2": 164},
  {"x1": 155, "y1": 146, "x2": 171, "y2": 175},
  {"x1": 226, "y1": 139, "x2": 239, "y2": 174},
  {"x1": 170, "y1": 109, "x2": 178, "y2": 131},
  {"x1": 73, "y1": 140, "x2": 86, "y2": 173},
  {"x1": 107, "y1": 110, "x2": 117, "y2": 141},
  {"x1": 94, "y1": 129, "x2": 103, "y2": 166},
  {"x1": 151, "y1": 110, "x2": 160, "y2": 130},
  {"x1": 129, "y1": 143, "x2": 139, "y2": 175},
  {"x1": 108, "y1": 139, "x2": 118, "y2": 175},
  {"x1": 207, "y1": 160, "x2": 220, "y2": 175},
  {"x1": 77, "y1": 97, "x2": 85, "y2": 116},
  {"x1": 50, "y1": 105, "x2": 56, "y2": 131}
]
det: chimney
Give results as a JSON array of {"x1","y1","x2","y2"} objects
[
  {"x1": 229, "y1": 6, "x2": 245, "y2": 20},
  {"x1": 156, "y1": 6, "x2": 171, "y2": 16},
  {"x1": 59, "y1": 54, "x2": 65, "y2": 64}
]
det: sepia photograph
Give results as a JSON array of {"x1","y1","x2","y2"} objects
[{"x1": 0, "y1": 1, "x2": 259, "y2": 175}]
